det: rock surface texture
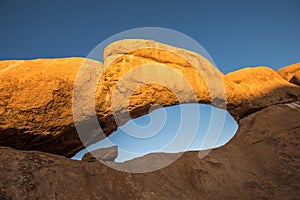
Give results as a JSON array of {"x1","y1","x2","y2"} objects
[
  {"x1": 0, "y1": 102, "x2": 299, "y2": 199},
  {"x1": 0, "y1": 40, "x2": 299, "y2": 157},
  {"x1": 278, "y1": 62, "x2": 300, "y2": 86},
  {"x1": 82, "y1": 146, "x2": 118, "y2": 162},
  {"x1": 0, "y1": 39, "x2": 299, "y2": 199}
]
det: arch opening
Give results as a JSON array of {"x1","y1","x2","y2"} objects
[{"x1": 72, "y1": 103, "x2": 238, "y2": 162}]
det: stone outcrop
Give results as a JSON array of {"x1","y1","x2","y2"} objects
[
  {"x1": 0, "y1": 39, "x2": 300, "y2": 199},
  {"x1": 278, "y1": 62, "x2": 300, "y2": 86},
  {"x1": 0, "y1": 102, "x2": 299, "y2": 199},
  {"x1": 0, "y1": 58, "x2": 101, "y2": 157},
  {"x1": 291, "y1": 71, "x2": 300, "y2": 86},
  {"x1": 0, "y1": 39, "x2": 299, "y2": 158},
  {"x1": 82, "y1": 146, "x2": 118, "y2": 162}
]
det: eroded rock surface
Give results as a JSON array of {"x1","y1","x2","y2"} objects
[
  {"x1": 0, "y1": 58, "x2": 101, "y2": 157},
  {"x1": 278, "y1": 62, "x2": 300, "y2": 86},
  {"x1": 0, "y1": 102, "x2": 299, "y2": 199},
  {"x1": 0, "y1": 40, "x2": 299, "y2": 157},
  {"x1": 82, "y1": 146, "x2": 118, "y2": 162}
]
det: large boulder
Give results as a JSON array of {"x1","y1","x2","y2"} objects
[{"x1": 0, "y1": 58, "x2": 101, "y2": 157}]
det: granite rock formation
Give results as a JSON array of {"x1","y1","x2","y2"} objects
[
  {"x1": 278, "y1": 62, "x2": 300, "y2": 86},
  {"x1": 0, "y1": 39, "x2": 299, "y2": 199},
  {"x1": 0, "y1": 40, "x2": 299, "y2": 157},
  {"x1": 0, "y1": 102, "x2": 299, "y2": 199}
]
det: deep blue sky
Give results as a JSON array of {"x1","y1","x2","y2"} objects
[{"x1": 0, "y1": 0, "x2": 299, "y2": 73}]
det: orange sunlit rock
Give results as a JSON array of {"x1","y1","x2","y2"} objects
[{"x1": 0, "y1": 40, "x2": 299, "y2": 157}]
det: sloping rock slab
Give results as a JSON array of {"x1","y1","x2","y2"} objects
[{"x1": 0, "y1": 102, "x2": 299, "y2": 199}]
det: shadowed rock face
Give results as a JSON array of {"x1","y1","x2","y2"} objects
[
  {"x1": 278, "y1": 62, "x2": 300, "y2": 86},
  {"x1": 0, "y1": 39, "x2": 299, "y2": 157},
  {"x1": 82, "y1": 146, "x2": 118, "y2": 162},
  {"x1": 0, "y1": 102, "x2": 299, "y2": 199}
]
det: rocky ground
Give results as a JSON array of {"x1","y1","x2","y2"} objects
[{"x1": 0, "y1": 102, "x2": 299, "y2": 199}]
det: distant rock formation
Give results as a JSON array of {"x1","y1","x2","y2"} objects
[
  {"x1": 82, "y1": 146, "x2": 118, "y2": 162},
  {"x1": 0, "y1": 40, "x2": 299, "y2": 158}
]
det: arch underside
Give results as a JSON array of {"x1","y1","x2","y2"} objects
[{"x1": 0, "y1": 39, "x2": 299, "y2": 157}]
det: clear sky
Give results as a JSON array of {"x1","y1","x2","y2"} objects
[
  {"x1": 73, "y1": 104, "x2": 238, "y2": 162},
  {"x1": 0, "y1": 0, "x2": 299, "y2": 73},
  {"x1": 1, "y1": 0, "x2": 299, "y2": 161}
]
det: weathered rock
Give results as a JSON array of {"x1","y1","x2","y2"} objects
[
  {"x1": 82, "y1": 146, "x2": 118, "y2": 162},
  {"x1": 278, "y1": 62, "x2": 300, "y2": 86},
  {"x1": 290, "y1": 70, "x2": 300, "y2": 86},
  {"x1": 0, "y1": 57, "x2": 102, "y2": 157},
  {"x1": 0, "y1": 40, "x2": 299, "y2": 157},
  {"x1": 224, "y1": 66, "x2": 300, "y2": 119},
  {"x1": 0, "y1": 102, "x2": 299, "y2": 199}
]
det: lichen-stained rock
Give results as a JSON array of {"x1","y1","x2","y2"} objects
[
  {"x1": 278, "y1": 62, "x2": 300, "y2": 86},
  {"x1": 0, "y1": 102, "x2": 299, "y2": 199},
  {"x1": 0, "y1": 39, "x2": 300, "y2": 157}
]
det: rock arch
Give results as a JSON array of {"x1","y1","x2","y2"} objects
[{"x1": 0, "y1": 40, "x2": 299, "y2": 157}]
